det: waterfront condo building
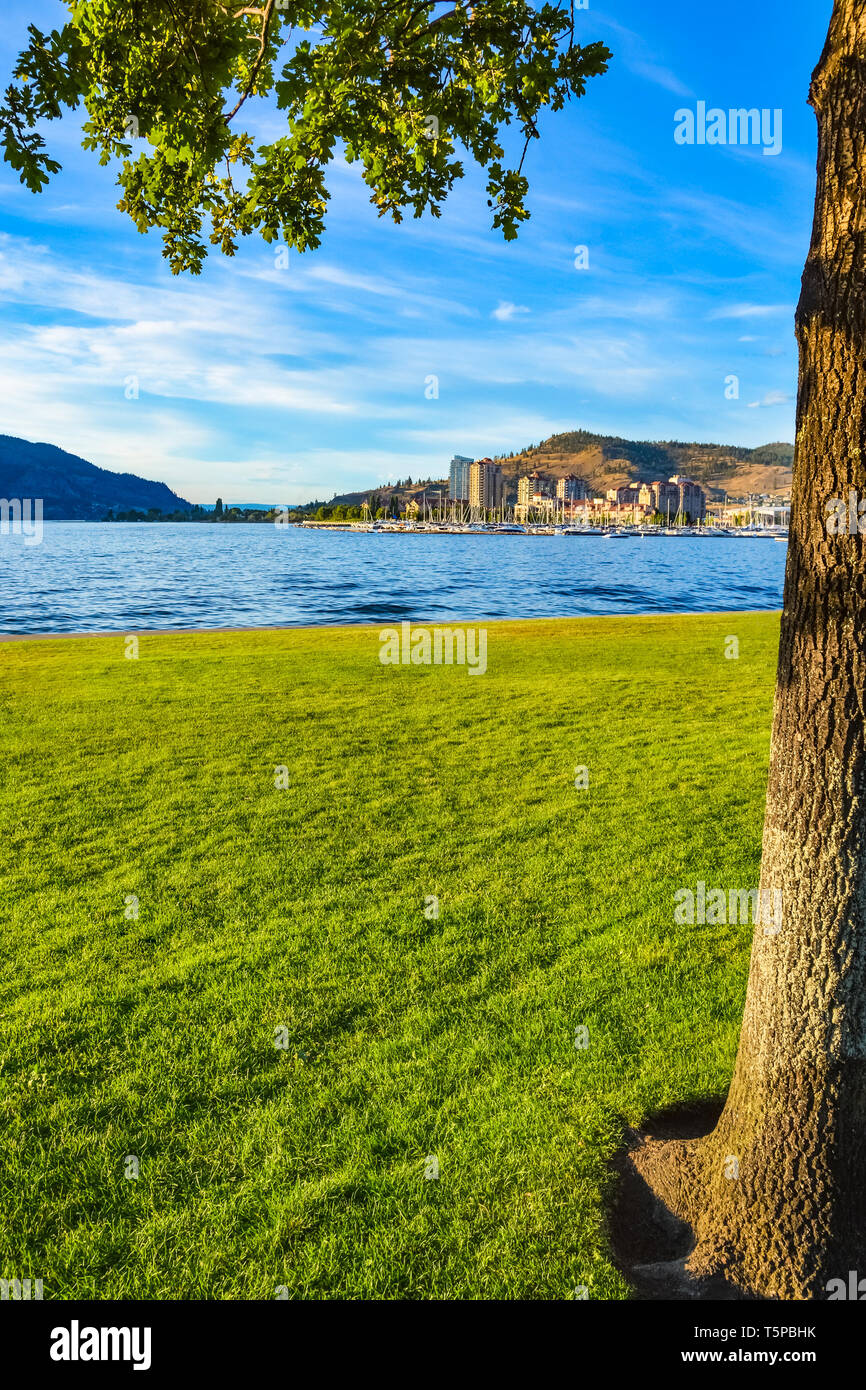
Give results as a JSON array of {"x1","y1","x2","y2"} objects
[
  {"x1": 516, "y1": 470, "x2": 557, "y2": 520},
  {"x1": 638, "y1": 480, "x2": 667, "y2": 511},
  {"x1": 449, "y1": 455, "x2": 474, "y2": 502},
  {"x1": 669, "y1": 475, "x2": 707, "y2": 522},
  {"x1": 556, "y1": 474, "x2": 589, "y2": 502},
  {"x1": 640, "y1": 480, "x2": 680, "y2": 516},
  {"x1": 638, "y1": 477, "x2": 706, "y2": 521},
  {"x1": 608, "y1": 484, "x2": 642, "y2": 506},
  {"x1": 517, "y1": 471, "x2": 550, "y2": 505},
  {"x1": 469, "y1": 458, "x2": 505, "y2": 511}
]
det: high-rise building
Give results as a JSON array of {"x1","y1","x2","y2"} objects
[
  {"x1": 642, "y1": 480, "x2": 679, "y2": 516},
  {"x1": 669, "y1": 475, "x2": 706, "y2": 522},
  {"x1": 449, "y1": 455, "x2": 473, "y2": 502},
  {"x1": 517, "y1": 471, "x2": 548, "y2": 505},
  {"x1": 556, "y1": 474, "x2": 588, "y2": 502},
  {"x1": 469, "y1": 458, "x2": 505, "y2": 511},
  {"x1": 638, "y1": 477, "x2": 706, "y2": 521}
]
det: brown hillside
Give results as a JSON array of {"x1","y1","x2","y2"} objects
[{"x1": 498, "y1": 432, "x2": 793, "y2": 500}]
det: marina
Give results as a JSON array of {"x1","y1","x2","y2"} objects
[{"x1": 320, "y1": 519, "x2": 790, "y2": 539}]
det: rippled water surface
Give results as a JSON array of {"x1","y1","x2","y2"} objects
[{"x1": 0, "y1": 523, "x2": 788, "y2": 634}]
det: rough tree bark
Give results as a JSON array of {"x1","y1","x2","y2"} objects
[{"x1": 635, "y1": 0, "x2": 866, "y2": 1299}]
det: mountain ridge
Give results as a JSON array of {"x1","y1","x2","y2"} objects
[
  {"x1": 0, "y1": 435, "x2": 193, "y2": 519},
  {"x1": 503, "y1": 431, "x2": 793, "y2": 498}
]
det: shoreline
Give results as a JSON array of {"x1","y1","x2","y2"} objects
[
  {"x1": 31, "y1": 521, "x2": 789, "y2": 538},
  {"x1": 0, "y1": 609, "x2": 783, "y2": 643}
]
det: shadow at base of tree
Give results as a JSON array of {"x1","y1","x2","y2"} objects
[{"x1": 608, "y1": 1099, "x2": 761, "y2": 1301}]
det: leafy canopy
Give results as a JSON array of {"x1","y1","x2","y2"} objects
[{"x1": 1, "y1": 0, "x2": 609, "y2": 272}]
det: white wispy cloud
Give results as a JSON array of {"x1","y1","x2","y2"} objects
[
  {"x1": 591, "y1": 14, "x2": 694, "y2": 98},
  {"x1": 711, "y1": 303, "x2": 792, "y2": 320},
  {"x1": 492, "y1": 300, "x2": 530, "y2": 322},
  {"x1": 747, "y1": 390, "x2": 793, "y2": 409}
]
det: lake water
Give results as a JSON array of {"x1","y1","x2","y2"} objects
[{"x1": 0, "y1": 523, "x2": 787, "y2": 635}]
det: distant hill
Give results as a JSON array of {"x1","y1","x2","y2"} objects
[
  {"x1": 498, "y1": 431, "x2": 794, "y2": 500},
  {"x1": 0, "y1": 435, "x2": 193, "y2": 519}
]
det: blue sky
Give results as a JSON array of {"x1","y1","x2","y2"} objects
[{"x1": 0, "y1": 1, "x2": 831, "y2": 504}]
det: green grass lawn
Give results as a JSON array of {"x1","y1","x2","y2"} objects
[{"x1": 0, "y1": 612, "x2": 778, "y2": 1300}]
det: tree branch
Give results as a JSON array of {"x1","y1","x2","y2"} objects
[{"x1": 225, "y1": 0, "x2": 277, "y2": 123}]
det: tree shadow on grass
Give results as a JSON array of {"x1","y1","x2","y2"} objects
[{"x1": 608, "y1": 1099, "x2": 761, "y2": 1301}]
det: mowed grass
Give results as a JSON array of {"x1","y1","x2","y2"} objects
[{"x1": 0, "y1": 612, "x2": 779, "y2": 1300}]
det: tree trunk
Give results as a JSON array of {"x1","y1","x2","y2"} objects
[{"x1": 638, "y1": 0, "x2": 866, "y2": 1299}]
